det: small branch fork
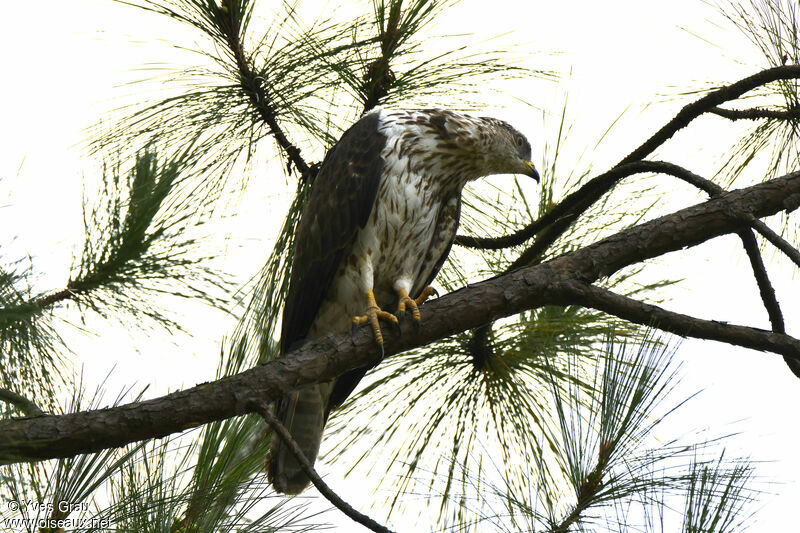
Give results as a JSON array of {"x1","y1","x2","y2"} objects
[
  {"x1": 625, "y1": 161, "x2": 796, "y2": 376},
  {"x1": 1, "y1": 171, "x2": 799, "y2": 464},
  {"x1": 257, "y1": 406, "x2": 394, "y2": 533}
]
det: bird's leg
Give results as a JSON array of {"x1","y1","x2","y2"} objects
[
  {"x1": 396, "y1": 286, "x2": 437, "y2": 322},
  {"x1": 352, "y1": 289, "x2": 398, "y2": 347}
]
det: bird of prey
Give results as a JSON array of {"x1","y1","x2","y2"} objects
[{"x1": 267, "y1": 107, "x2": 539, "y2": 494}]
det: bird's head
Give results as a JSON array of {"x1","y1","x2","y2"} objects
[
  {"x1": 395, "y1": 109, "x2": 539, "y2": 186},
  {"x1": 478, "y1": 118, "x2": 540, "y2": 182}
]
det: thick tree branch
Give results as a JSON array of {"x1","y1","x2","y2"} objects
[
  {"x1": 625, "y1": 163, "x2": 789, "y2": 344},
  {"x1": 1, "y1": 172, "x2": 799, "y2": 464},
  {"x1": 565, "y1": 161, "x2": 800, "y2": 269},
  {"x1": 455, "y1": 65, "x2": 800, "y2": 250},
  {"x1": 258, "y1": 407, "x2": 394, "y2": 533},
  {"x1": 627, "y1": 163, "x2": 795, "y2": 374}
]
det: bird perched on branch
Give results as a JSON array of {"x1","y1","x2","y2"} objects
[{"x1": 267, "y1": 107, "x2": 539, "y2": 494}]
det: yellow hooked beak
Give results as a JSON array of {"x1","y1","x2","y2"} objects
[{"x1": 524, "y1": 160, "x2": 540, "y2": 182}]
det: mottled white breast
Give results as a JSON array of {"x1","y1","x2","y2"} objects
[{"x1": 308, "y1": 109, "x2": 456, "y2": 339}]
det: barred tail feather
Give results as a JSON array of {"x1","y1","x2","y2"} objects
[{"x1": 266, "y1": 382, "x2": 332, "y2": 494}]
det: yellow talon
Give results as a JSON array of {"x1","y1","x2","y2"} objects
[
  {"x1": 414, "y1": 285, "x2": 436, "y2": 306},
  {"x1": 352, "y1": 289, "x2": 398, "y2": 345},
  {"x1": 397, "y1": 286, "x2": 435, "y2": 322}
]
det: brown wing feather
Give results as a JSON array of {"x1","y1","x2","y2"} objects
[
  {"x1": 416, "y1": 196, "x2": 461, "y2": 295},
  {"x1": 280, "y1": 112, "x2": 386, "y2": 356}
]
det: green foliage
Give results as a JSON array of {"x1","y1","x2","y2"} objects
[
  {"x1": 229, "y1": 180, "x2": 310, "y2": 364},
  {"x1": 437, "y1": 333, "x2": 758, "y2": 532},
  {"x1": 71, "y1": 149, "x2": 232, "y2": 327},
  {"x1": 0, "y1": 379, "x2": 149, "y2": 531},
  {"x1": 682, "y1": 453, "x2": 757, "y2": 533},
  {"x1": 0, "y1": 260, "x2": 67, "y2": 409},
  {"x1": 86, "y1": 345, "x2": 328, "y2": 533},
  {"x1": 1, "y1": 146, "x2": 233, "y2": 413}
]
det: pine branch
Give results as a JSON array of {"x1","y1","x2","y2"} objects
[
  {"x1": 0, "y1": 388, "x2": 44, "y2": 418},
  {"x1": 217, "y1": 3, "x2": 312, "y2": 179},
  {"x1": 552, "y1": 281, "x2": 794, "y2": 357},
  {"x1": 258, "y1": 407, "x2": 394, "y2": 533},
  {"x1": 360, "y1": 0, "x2": 403, "y2": 111},
  {"x1": 737, "y1": 229, "x2": 799, "y2": 377},
  {"x1": 601, "y1": 162, "x2": 794, "y2": 376},
  {"x1": 550, "y1": 440, "x2": 612, "y2": 532},
  {"x1": 602, "y1": 162, "x2": 793, "y2": 374},
  {"x1": 455, "y1": 64, "x2": 800, "y2": 250},
  {"x1": 618, "y1": 65, "x2": 800, "y2": 164},
  {"x1": 0, "y1": 171, "x2": 798, "y2": 464}
]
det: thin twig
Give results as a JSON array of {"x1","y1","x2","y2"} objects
[
  {"x1": 503, "y1": 161, "x2": 724, "y2": 269},
  {"x1": 737, "y1": 231, "x2": 786, "y2": 333},
  {"x1": 735, "y1": 229, "x2": 798, "y2": 377},
  {"x1": 455, "y1": 65, "x2": 800, "y2": 250},
  {"x1": 31, "y1": 288, "x2": 75, "y2": 309},
  {"x1": 0, "y1": 389, "x2": 44, "y2": 418},
  {"x1": 746, "y1": 215, "x2": 800, "y2": 269},
  {"x1": 556, "y1": 161, "x2": 800, "y2": 270},
  {"x1": 258, "y1": 406, "x2": 394, "y2": 533},
  {"x1": 619, "y1": 65, "x2": 800, "y2": 164},
  {"x1": 710, "y1": 106, "x2": 800, "y2": 121},
  {"x1": 737, "y1": 228, "x2": 799, "y2": 378}
]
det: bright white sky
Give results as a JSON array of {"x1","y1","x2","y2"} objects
[{"x1": 1, "y1": 0, "x2": 799, "y2": 531}]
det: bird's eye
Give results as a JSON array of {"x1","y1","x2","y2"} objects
[{"x1": 515, "y1": 136, "x2": 524, "y2": 148}]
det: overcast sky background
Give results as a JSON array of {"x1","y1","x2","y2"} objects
[{"x1": 1, "y1": 0, "x2": 799, "y2": 531}]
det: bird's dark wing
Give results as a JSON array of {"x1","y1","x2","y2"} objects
[
  {"x1": 415, "y1": 195, "x2": 462, "y2": 296},
  {"x1": 326, "y1": 195, "x2": 463, "y2": 414},
  {"x1": 280, "y1": 112, "x2": 386, "y2": 355}
]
